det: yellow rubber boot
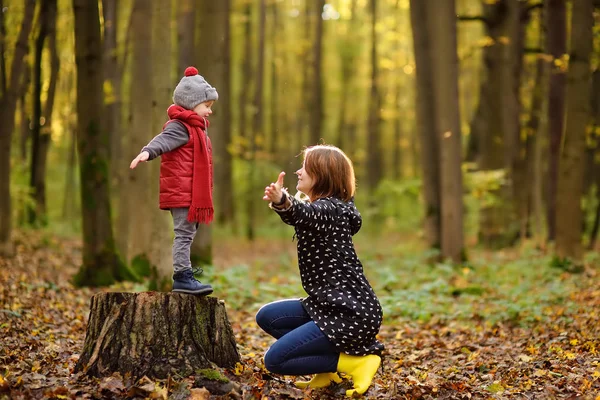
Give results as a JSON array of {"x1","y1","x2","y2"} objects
[
  {"x1": 337, "y1": 353, "x2": 381, "y2": 397},
  {"x1": 295, "y1": 372, "x2": 342, "y2": 389}
]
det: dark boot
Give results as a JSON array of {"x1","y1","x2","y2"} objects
[{"x1": 172, "y1": 269, "x2": 213, "y2": 295}]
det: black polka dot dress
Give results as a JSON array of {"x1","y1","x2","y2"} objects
[{"x1": 272, "y1": 194, "x2": 384, "y2": 356}]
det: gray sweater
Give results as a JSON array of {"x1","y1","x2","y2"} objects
[{"x1": 142, "y1": 120, "x2": 189, "y2": 160}]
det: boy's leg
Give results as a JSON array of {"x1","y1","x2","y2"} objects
[
  {"x1": 171, "y1": 207, "x2": 197, "y2": 273},
  {"x1": 171, "y1": 208, "x2": 213, "y2": 295},
  {"x1": 263, "y1": 321, "x2": 339, "y2": 376},
  {"x1": 255, "y1": 299, "x2": 311, "y2": 339}
]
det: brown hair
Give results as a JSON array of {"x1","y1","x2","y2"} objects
[{"x1": 302, "y1": 145, "x2": 356, "y2": 202}]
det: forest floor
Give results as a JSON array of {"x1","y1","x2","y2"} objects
[{"x1": 1, "y1": 229, "x2": 599, "y2": 400}]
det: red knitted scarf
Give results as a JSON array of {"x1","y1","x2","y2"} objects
[{"x1": 167, "y1": 104, "x2": 214, "y2": 224}]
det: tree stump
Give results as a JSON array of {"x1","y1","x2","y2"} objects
[{"x1": 75, "y1": 292, "x2": 240, "y2": 379}]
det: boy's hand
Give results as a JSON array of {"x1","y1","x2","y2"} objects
[
  {"x1": 130, "y1": 151, "x2": 149, "y2": 169},
  {"x1": 263, "y1": 171, "x2": 286, "y2": 203}
]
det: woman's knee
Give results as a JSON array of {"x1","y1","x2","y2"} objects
[
  {"x1": 263, "y1": 346, "x2": 285, "y2": 375},
  {"x1": 255, "y1": 303, "x2": 273, "y2": 331}
]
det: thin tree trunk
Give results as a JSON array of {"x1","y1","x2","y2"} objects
[
  {"x1": 505, "y1": 0, "x2": 526, "y2": 244},
  {"x1": 308, "y1": 0, "x2": 324, "y2": 146},
  {"x1": 545, "y1": 0, "x2": 567, "y2": 241},
  {"x1": 149, "y1": 0, "x2": 175, "y2": 289},
  {"x1": 555, "y1": 0, "x2": 593, "y2": 261},
  {"x1": 0, "y1": 0, "x2": 35, "y2": 257},
  {"x1": 121, "y1": 0, "x2": 155, "y2": 272},
  {"x1": 246, "y1": 0, "x2": 266, "y2": 241},
  {"x1": 0, "y1": 0, "x2": 6, "y2": 96},
  {"x1": 476, "y1": 0, "x2": 520, "y2": 248},
  {"x1": 523, "y1": 54, "x2": 547, "y2": 239},
  {"x1": 366, "y1": 0, "x2": 383, "y2": 191},
  {"x1": 178, "y1": 0, "x2": 195, "y2": 70},
  {"x1": 62, "y1": 125, "x2": 77, "y2": 220},
  {"x1": 429, "y1": 0, "x2": 464, "y2": 262},
  {"x1": 268, "y1": 1, "x2": 279, "y2": 157},
  {"x1": 238, "y1": 2, "x2": 252, "y2": 142},
  {"x1": 72, "y1": 0, "x2": 133, "y2": 286},
  {"x1": 200, "y1": 0, "x2": 233, "y2": 226},
  {"x1": 103, "y1": 0, "x2": 123, "y2": 196},
  {"x1": 409, "y1": 0, "x2": 441, "y2": 250},
  {"x1": 29, "y1": 0, "x2": 58, "y2": 226}
]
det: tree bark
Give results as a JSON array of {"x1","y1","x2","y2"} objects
[
  {"x1": 149, "y1": 0, "x2": 176, "y2": 289},
  {"x1": 522, "y1": 54, "x2": 547, "y2": 239},
  {"x1": 555, "y1": 0, "x2": 593, "y2": 261},
  {"x1": 308, "y1": 0, "x2": 325, "y2": 146},
  {"x1": 429, "y1": 0, "x2": 464, "y2": 262},
  {"x1": 72, "y1": 0, "x2": 133, "y2": 286},
  {"x1": 475, "y1": 0, "x2": 521, "y2": 248},
  {"x1": 366, "y1": 0, "x2": 383, "y2": 192},
  {"x1": 0, "y1": 0, "x2": 35, "y2": 256},
  {"x1": 103, "y1": 0, "x2": 124, "y2": 195},
  {"x1": 200, "y1": 0, "x2": 234, "y2": 226},
  {"x1": 120, "y1": 0, "x2": 154, "y2": 270},
  {"x1": 246, "y1": 0, "x2": 266, "y2": 241},
  {"x1": 75, "y1": 292, "x2": 240, "y2": 379},
  {"x1": 545, "y1": 0, "x2": 567, "y2": 241},
  {"x1": 178, "y1": 0, "x2": 196, "y2": 71},
  {"x1": 29, "y1": 0, "x2": 58, "y2": 226},
  {"x1": 335, "y1": 0, "x2": 358, "y2": 156},
  {"x1": 409, "y1": 0, "x2": 441, "y2": 250}
]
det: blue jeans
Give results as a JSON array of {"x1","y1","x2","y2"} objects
[{"x1": 255, "y1": 299, "x2": 340, "y2": 375}]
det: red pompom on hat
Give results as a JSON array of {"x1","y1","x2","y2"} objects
[{"x1": 184, "y1": 66, "x2": 198, "y2": 76}]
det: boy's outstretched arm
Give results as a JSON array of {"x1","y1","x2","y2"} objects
[{"x1": 130, "y1": 151, "x2": 149, "y2": 169}]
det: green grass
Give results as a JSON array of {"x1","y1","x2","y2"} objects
[{"x1": 189, "y1": 232, "x2": 592, "y2": 329}]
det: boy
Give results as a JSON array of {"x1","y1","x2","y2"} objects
[{"x1": 130, "y1": 66, "x2": 217, "y2": 295}]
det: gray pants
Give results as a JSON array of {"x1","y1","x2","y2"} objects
[{"x1": 170, "y1": 207, "x2": 198, "y2": 273}]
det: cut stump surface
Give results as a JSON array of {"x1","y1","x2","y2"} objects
[{"x1": 75, "y1": 292, "x2": 240, "y2": 379}]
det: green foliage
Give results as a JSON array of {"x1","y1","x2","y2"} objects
[
  {"x1": 353, "y1": 243, "x2": 581, "y2": 326},
  {"x1": 194, "y1": 369, "x2": 229, "y2": 383},
  {"x1": 549, "y1": 255, "x2": 584, "y2": 274},
  {"x1": 130, "y1": 254, "x2": 151, "y2": 277},
  {"x1": 9, "y1": 162, "x2": 36, "y2": 226}
]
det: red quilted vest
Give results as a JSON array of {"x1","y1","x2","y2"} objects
[{"x1": 158, "y1": 121, "x2": 211, "y2": 210}]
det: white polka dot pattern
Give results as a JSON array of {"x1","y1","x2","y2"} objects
[{"x1": 273, "y1": 195, "x2": 384, "y2": 355}]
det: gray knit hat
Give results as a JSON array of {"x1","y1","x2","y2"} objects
[{"x1": 173, "y1": 66, "x2": 218, "y2": 110}]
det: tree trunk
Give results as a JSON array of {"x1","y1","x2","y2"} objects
[
  {"x1": 149, "y1": 0, "x2": 176, "y2": 289},
  {"x1": 308, "y1": 0, "x2": 325, "y2": 146},
  {"x1": 522, "y1": 54, "x2": 547, "y2": 240},
  {"x1": 545, "y1": 0, "x2": 567, "y2": 241},
  {"x1": 75, "y1": 292, "x2": 240, "y2": 379},
  {"x1": 200, "y1": 0, "x2": 233, "y2": 226},
  {"x1": 238, "y1": 2, "x2": 252, "y2": 143},
  {"x1": 555, "y1": 0, "x2": 593, "y2": 261},
  {"x1": 429, "y1": 0, "x2": 464, "y2": 262},
  {"x1": 178, "y1": 0, "x2": 196, "y2": 72},
  {"x1": 268, "y1": 1, "x2": 279, "y2": 157},
  {"x1": 476, "y1": 0, "x2": 520, "y2": 248},
  {"x1": 504, "y1": 0, "x2": 526, "y2": 245},
  {"x1": 72, "y1": 0, "x2": 133, "y2": 286},
  {"x1": 366, "y1": 0, "x2": 383, "y2": 191},
  {"x1": 0, "y1": 0, "x2": 35, "y2": 257},
  {"x1": 120, "y1": 0, "x2": 154, "y2": 271},
  {"x1": 29, "y1": 0, "x2": 58, "y2": 226},
  {"x1": 246, "y1": 0, "x2": 266, "y2": 241},
  {"x1": 103, "y1": 0, "x2": 124, "y2": 195},
  {"x1": 409, "y1": 0, "x2": 441, "y2": 250}
]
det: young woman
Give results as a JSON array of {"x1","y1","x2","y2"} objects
[{"x1": 257, "y1": 144, "x2": 384, "y2": 397}]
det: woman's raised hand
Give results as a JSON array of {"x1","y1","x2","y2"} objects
[{"x1": 263, "y1": 171, "x2": 285, "y2": 203}]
